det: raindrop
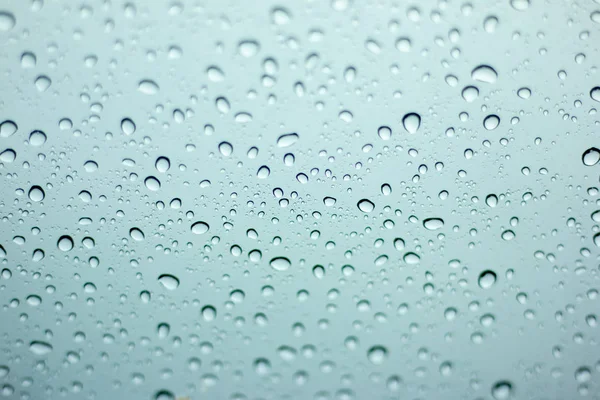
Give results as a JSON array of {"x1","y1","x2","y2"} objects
[
  {"x1": 0, "y1": 11, "x2": 16, "y2": 31},
  {"x1": 257, "y1": 165, "x2": 270, "y2": 179},
  {"x1": 144, "y1": 176, "x2": 161, "y2": 191},
  {"x1": 367, "y1": 346, "x2": 388, "y2": 365},
  {"x1": 0, "y1": 149, "x2": 16, "y2": 162},
  {"x1": 158, "y1": 274, "x2": 180, "y2": 290},
  {"x1": 155, "y1": 157, "x2": 170, "y2": 172},
  {"x1": 121, "y1": 118, "x2": 136, "y2": 135},
  {"x1": 402, "y1": 113, "x2": 421, "y2": 134},
  {"x1": 201, "y1": 305, "x2": 217, "y2": 321},
  {"x1": 28, "y1": 186, "x2": 45, "y2": 202},
  {"x1": 582, "y1": 147, "x2": 600, "y2": 166},
  {"x1": 484, "y1": 114, "x2": 500, "y2": 130},
  {"x1": 129, "y1": 228, "x2": 145, "y2": 241},
  {"x1": 57, "y1": 235, "x2": 74, "y2": 252},
  {"x1": 478, "y1": 270, "x2": 497, "y2": 289},
  {"x1": 403, "y1": 252, "x2": 421, "y2": 264},
  {"x1": 238, "y1": 40, "x2": 260, "y2": 57},
  {"x1": 592, "y1": 87, "x2": 600, "y2": 102},
  {"x1": 357, "y1": 199, "x2": 375, "y2": 213},
  {"x1": 29, "y1": 341, "x2": 53, "y2": 355},
  {"x1": 0, "y1": 120, "x2": 17, "y2": 138},
  {"x1": 207, "y1": 66, "x2": 225, "y2": 82},
  {"x1": 34, "y1": 75, "x2": 52, "y2": 92},
  {"x1": 472, "y1": 65, "x2": 498, "y2": 83},
  {"x1": 339, "y1": 110, "x2": 353, "y2": 122},
  {"x1": 191, "y1": 221, "x2": 209, "y2": 235},
  {"x1": 510, "y1": 0, "x2": 530, "y2": 11},
  {"x1": 277, "y1": 133, "x2": 299, "y2": 148},
  {"x1": 270, "y1": 257, "x2": 291, "y2": 271},
  {"x1": 29, "y1": 130, "x2": 47, "y2": 146},
  {"x1": 218, "y1": 141, "x2": 233, "y2": 156},
  {"x1": 138, "y1": 79, "x2": 159, "y2": 94},
  {"x1": 491, "y1": 381, "x2": 514, "y2": 399},
  {"x1": 423, "y1": 218, "x2": 444, "y2": 230}
]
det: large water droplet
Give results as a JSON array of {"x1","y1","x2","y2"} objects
[
  {"x1": 121, "y1": 118, "x2": 136, "y2": 135},
  {"x1": 191, "y1": 221, "x2": 209, "y2": 234},
  {"x1": 138, "y1": 79, "x2": 159, "y2": 94},
  {"x1": 57, "y1": 235, "x2": 74, "y2": 251},
  {"x1": 28, "y1": 186, "x2": 45, "y2": 202},
  {"x1": 492, "y1": 381, "x2": 514, "y2": 399},
  {"x1": 484, "y1": 114, "x2": 500, "y2": 130},
  {"x1": 357, "y1": 199, "x2": 375, "y2": 213},
  {"x1": 582, "y1": 147, "x2": 600, "y2": 166},
  {"x1": 276, "y1": 133, "x2": 299, "y2": 148},
  {"x1": 129, "y1": 228, "x2": 145, "y2": 241},
  {"x1": 510, "y1": 0, "x2": 530, "y2": 11},
  {"x1": 158, "y1": 274, "x2": 180, "y2": 290},
  {"x1": 402, "y1": 113, "x2": 421, "y2": 134},
  {"x1": 0, "y1": 120, "x2": 17, "y2": 138},
  {"x1": 367, "y1": 345, "x2": 388, "y2": 365},
  {"x1": 478, "y1": 270, "x2": 497, "y2": 289},
  {"x1": 0, "y1": 11, "x2": 16, "y2": 31},
  {"x1": 29, "y1": 341, "x2": 53, "y2": 355},
  {"x1": 34, "y1": 75, "x2": 52, "y2": 92},
  {"x1": 155, "y1": 156, "x2": 170, "y2": 173},
  {"x1": 270, "y1": 257, "x2": 291, "y2": 271},
  {"x1": 472, "y1": 65, "x2": 498, "y2": 83},
  {"x1": 423, "y1": 218, "x2": 444, "y2": 230},
  {"x1": 144, "y1": 176, "x2": 161, "y2": 191}
]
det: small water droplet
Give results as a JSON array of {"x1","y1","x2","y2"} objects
[
  {"x1": 57, "y1": 235, "x2": 74, "y2": 251},
  {"x1": 29, "y1": 341, "x2": 53, "y2": 355},
  {"x1": 121, "y1": 118, "x2": 136, "y2": 135},
  {"x1": 0, "y1": 11, "x2": 16, "y2": 31},
  {"x1": 423, "y1": 218, "x2": 444, "y2": 230},
  {"x1": 276, "y1": 133, "x2": 299, "y2": 148},
  {"x1": 367, "y1": 345, "x2": 388, "y2": 365},
  {"x1": 28, "y1": 186, "x2": 45, "y2": 202}
]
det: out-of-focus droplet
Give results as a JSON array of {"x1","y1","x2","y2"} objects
[
  {"x1": 138, "y1": 79, "x2": 159, "y2": 94},
  {"x1": 277, "y1": 133, "x2": 299, "y2": 148},
  {"x1": 0, "y1": 11, "x2": 16, "y2": 32}
]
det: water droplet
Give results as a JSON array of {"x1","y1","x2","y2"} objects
[
  {"x1": 257, "y1": 165, "x2": 270, "y2": 179},
  {"x1": 510, "y1": 0, "x2": 530, "y2": 11},
  {"x1": 517, "y1": 87, "x2": 531, "y2": 99},
  {"x1": 29, "y1": 341, "x2": 53, "y2": 355},
  {"x1": 423, "y1": 218, "x2": 444, "y2": 230},
  {"x1": 158, "y1": 274, "x2": 180, "y2": 290},
  {"x1": 478, "y1": 270, "x2": 497, "y2": 289},
  {"x1": 34, "y1": 75, "x2": 52, "y2": 92},
  {"x1": 276, "y1": 133, "x2": 299, "y2": 148},
  {"x1": 0, "y1": 149, "x2": 16, "y2": 162},
  {"x1": 57, "y1": 235, "x2": 74, "y2": 251},
  {"x1": 367, "y1": 345, "x2": 388, "y2": 365},
  {"x1": 191, "y1": 221, "x2": 209, "y2": 234},
  {"x1": 270, "y1": 257, "x2": 291, "y2": 271},
  {"x1": 218, "y1": 141, "x2": 233, "y2": 156},
  {"x1": 339, "y1": 110, "x2": 353, "y2": 122},
  {"x1": 21, "y1": 52, "x2": 36, "y2": 68},
  {"x1": 0, "y1": 11, "x2": 15, "y2": 31},
  {"x1": 201, "y1": 305, "x2": 217, "y2": 321},
  {"x1": 129, "y1": 228, "x2": 145, "y2": 241},
  {"x1": 153, "y1": 390, "x2": 175, "y2": 400},
  {"x1": 377, "y1": 126, "x2": 391, "y2": 140},
  {"x1": 483, "y1": 16, "x2": 499, "y2": 33},
  {"x1": 144, "y1": 176, "x2": 161, "y2": 191},
  {"x1": 402, "y1": 113, "x2": 421, "y2": 134},
  {"x1": 238, "y1": 40, "x2": 260, "y2": 57},
  {"x1": 472, "y1": 65, "x2": 498, "y2": 83},
  {"x1": 582, "y1": 147, "x2": 600, "y2": 166},
  {"x1": 155, "y1": 156, "x2": 170, "y2": 173},
  {"x1": 121, "y1": 118, "x2": 136, "y2": 135},
  {"x1": 403, "y1": 252, "x2": 421, "y2": 264},
  {"x1": 271, "y1": 7, "x2": 291, "y2": 25},
  {"x1": 484, "y1": 114, "x2": 500, "y2": 130},
  {"x1": 357, "y1": 199, "x2": 375, "y2": 213},
  {"x1": 592, "y1": 11, "x2": 600, "y2": 24},
  {"x1": 492, "y1": 381, "x2": 514, "y2": 399},
  {"x1": 0, "y1": 120, "x2": 17, "y2": 138},
  {"x1": 207, "y1": 66, "x2": 225, "y2": 82},
  {"x1": 28, "y1": 130, "x2": 46, "y2": 146},
  {"x1": 462, "y1": 86, "x2": 479, "y2": 102},
  {"x1": 28, "y1": 186, "x2": 45, "y2": 202},
  {"x1": 138, "y1": 79, "x2": 159, "y2": 94}
]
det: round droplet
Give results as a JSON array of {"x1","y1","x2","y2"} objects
[
  {"x1": 28, "y1": 130, "x2": 47, "y2": 146},
  {"x1": 238, "y1": 40, "x2": 260, "y2": 57},
  {"x1": 121, "y1": 118, "x2": 136, "y2": 135},
  {"x1": 367, "y1": 345, "x2": 388, "y2": 365},
  {"x1": 129, "y1": 228, "x2": 145, "y2": 241},
  {"x1": 510, "y1": 0, "x2": 530, "y2": 11},
  {"x1": 483, "y1": 16, "x2": 499, "y2": 33},
  {"x1": 592, "y1": 11, "x2": 600, "y2": 24},
  {"x1": 201, "y1": 305, "x2": 217, "y2": 321},
  {"x1": 28, "y1": 186, "x2": 45, "y2": 202},
  {"x1": 34, "y1": 75, "x2": 52, "y2": 92},
  {"x1": 517, "y1": 87, "x2": 531, "y2": 99},
  {"x1": 21, "y1": 52, "x2": 36, "y2": 68},
  {"x1": 357, "y1": 199, "x2": 375, "y2": 213},
  {"x1": 257, "y1": 165, "x2": 270, "y2": 179},
  {"x1": 0, "y1": 120, "x2": 17, "y2": 138},
  {"x1": 0, "y1": 11, "x2": 16, "y2": 32},
  {"x1": 423, "y1": 218, "x2": 444, "y2": 230},
  {"x1": 158, "y1": 274, "x2": 180, "y2": 290},
  {"x1": 0, "y1": 149, "x2": 16, "y2": 162},
  {"x1": 218, "y1": 141, "x2": 233, "y2": 156},
  {"x1": 276, "y1": 133, "x2": 299, "y2": 148},
  {"x1": 339, "y1": 110, "x2": 353, "y2": 122},
  {"x1": 478, "y1": 270, "x2": 497, "y2": 289},
  {"x1": 57, "y1": 235, "x2": 74, "y2": 252},
  {"x1": 501, "y1": 230, "x2": 515, "y2": 241},
  {"x1": 29, "y1": 341, "x2": 52, "y2": 355},
  {"x1": 207, "y1": 66, "x2": 225, "y2": 82},
  {"x1": 138, "y1": 79, "x2": 159, "y2": 94},
  {"x1": 402, "y1": 113, "x2": 421, "y2": 134},
  {"x1": 403, "y1": 252, "x2": 421, "y2": 264},
  {"x1": 191, "y1": 221, "x2": 209, "y2": 235},
  {"x1": 155, "y1": 156, "x2": 170, "y2": 173},
  {"x1": 486, "y1": 194, "x2": 498, "y2": 207},
  {"x1": 472, "y1": 65, "x2": 498, "y2": 83},
  {"x1": 492, "y1": 381, "x2": 514, "y2": 399},
  {"x1": 270, "y1": 257, "x2": 291, "y2": 271},
  {"x1": 590, "y1": 87, "x2": 600, "y2": 102},
  {"x1": 462, "y1": 86, "x2": 479, "y2": 102},
  {"x1": 377, "y1": 126, "x2": 391, "y2": 140},
  {"x1": 144, "y1": 176, "x2": 161, "y2": 191},
  {"x1": 582, "y1": 147, "x2": 600, "y2": 166},
  {"x1": 483, "y1": 114, "x2": 500, "y2": 130},
  {"x1": 271, "y1": 7, "x2": 291, "y2": 25}
]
